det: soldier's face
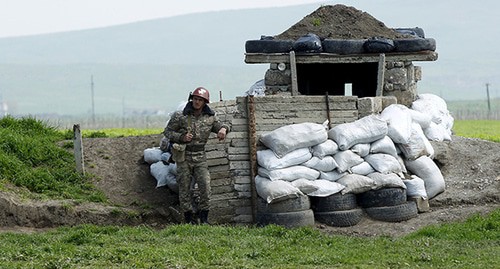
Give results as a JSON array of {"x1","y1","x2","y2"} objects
[{"x1": 192, "y1": 96, "x2": 206, "y2": 110}]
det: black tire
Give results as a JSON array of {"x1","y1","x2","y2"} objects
[
  {"x1": 256, "y1": 194, "x2": 310, "y2": 213},
  {"x1": 314, "y1": 209, "x2": 363, "y2": 227},
  {"x1": 357, "y1": 188, "x2": 407, "y2": 208},
  {"x1": 394, "y1": 27, "x2": 425, "y2": 38},
  {"x1": 322, "y1": 39, "x2": 365, "y2": 55},
  {"x1": 364, "y1": 201, "x2": 418, "y2": 222},
  {"x1": 256, "y1": 209, "x2": 315, "y2": 228},
  {"x1": 363, "y1": 37, "x2": 394, "y2": 53},
  {"x1": 310, "y1": 193, "x2": 357, "y2": 212},
  {"x1": 245, "y1": 39, "x2": 294, "y2": 53},
  {"x1": 394, "y1": 38, "x2": 436, "y2": 52}
]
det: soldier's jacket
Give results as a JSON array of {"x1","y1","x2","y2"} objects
[{"x1": 164, "y1": 102, "x2": 230, "y2": 160}]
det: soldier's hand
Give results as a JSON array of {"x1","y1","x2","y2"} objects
[
  {"x1": 183, "y1": 133, "x2": 193, "y2": 142},
  {"x1": 217, "y1": 128, "x2": 227, "y2": 141}
]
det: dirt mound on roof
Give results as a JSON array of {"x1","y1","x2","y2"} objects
[{"x1": 275, "y1": 4, "x2": 408, "y2": 40}]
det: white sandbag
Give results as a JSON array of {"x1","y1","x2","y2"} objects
[
  {"x1": 257, "y1": 148, "x2": 312, "y2": 170},
  {"x1": 349, "y1": 161, "x2": 375, "y2": 176},
  {"x1": 412, "y1": 93, "x2": 448, "y2": 123},
  {"x1": 409, "y1": 109, "x2": 432, "y2": 129},
  {"x1": 423, "y1": 122, "x2": 449, "y2": 142},
  {"x1": 312, "y1": 139, "x2": 339, "y2": 158},
  {"x1": 370, "y1": 136, "x2": 398, "y2": 157},
  {"x1": 150, "y1": 161, "x2": 178, "y2": 192},
  {"x1": 404, "y1": 156, "x2": 445, "y2": 199},
  {"x1": 320, "y1": 170, "x2": 348, "y2": 182},
  {"x1": 144, "y1": 147, "x2": 163, "y2": 164},
  {"x1": 255, "y1": 175, "x2": 302, "y2": 204},
  {"x1": 258, "y1": 166, "x2": 319, "y2": 181},
  {"x1": 351, "y1": 143, "x2": 370, "y2": 157},
  {"x1": 337, "y1": 174, "x2": 376, "y2": 194},
  {"x1": 328, "y1": 114, "x2": 388, "y2": 150},
  {"x1": 441, "y1": 114, "x2": 454, "y2": 137},
  {"x1": 307, "y1": 179, "x2": 345, "y2": 197},
  {"x1": 364, "y1": 153, "x2": 402, "y2": 174},
  {"x1": 396, "y1": 154, "x2": 408, "y2": 174},
  {"x1": 259, "y1": 122, "x2": 328, "y2": 158},
  {"x1": 333, "y1": 150, "x2": 365, "y2": 173},
  {"x1": 290, "y1": 178, "x2": 320, "y2": 195},
  {"x1": 412, "y1": 94, "x2": 454, "y2": 140},
  {"x1": 380, "y1": 104, "x2": 413, "y2": 144},
  {"x1": 302, "y1": 156, "x2": 338, "y2": 172},
  {"x1": 403, "y1": 175, "x2": 428, "y2": 199},
  {"x1": 398, "y1": 123, "x2": 430, "y2": 160},
  {"x1": 161, "y1": 152, "x2": 172, "y2": 162},
  {"x1": 367, "y1": 172, "x2": 406, "y2": 190}
]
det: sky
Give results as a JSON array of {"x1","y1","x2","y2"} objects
[{"x1": 0, "y1": 0, "x2": 325, "y2": 38}]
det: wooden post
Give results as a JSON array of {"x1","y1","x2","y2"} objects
[
  {"x1": 325, "y1": 92, "x2": 332, "y2": 129},
  {"x1": 246, "y1": 95, "x2": 258, "y2": 222},
  {"x1": 290, "y1": 51, "x2": 299, "y2": 96},
  {"x1": 73, "y1": 124, "x2": 85, "y2": 175},
  {"x1": 376, "y1": 53, "x2": 386, "y2": 96}
]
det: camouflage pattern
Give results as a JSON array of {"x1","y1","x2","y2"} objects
[
  {"x1": 176, "y1": 155, "x2": 211, "y2": 212},
  {"x1": 164, "y1": 102, "x2": 230, "y2": 213}
]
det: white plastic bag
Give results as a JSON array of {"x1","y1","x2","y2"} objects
[
  {"x1": 312, "y1": 139, "x2": 339, "y2": 158},
  {"x1": 380, "y1": 104, "x2": 413, "y2": 144},
  {"x1": 333, "y1": 150, "x2": 364, "y2": 173},
  {"x1": 258, "y1": 166, "x2": 319, "y2": 181},
  {"x1": 364, "y1": 153, "x2": 403, "y2": 175},
  {"x1": 337, "y1": 174, "x2": 376, "y2": 194},
  {"x1": 404, "y1": 156, "x2": 445, "y2": 199},
  {"x1": 328, "y1": 114, "x2": 388, "y2": 150},
  {"x1": 150, "y1": 161, "x2": 178, "y2": 192},
  {"x1": 403, "y1": 175, "x2": 428, "y2": 199},
  {"x1": 255, "y1": 175, "x2": 302, "y2": 204},
  {"x1": 259, "y1": 122, "x2": 328, "y2": 158},
  {"x1": 307, "y1": 179, "x2": 345, "y2": 197},
  {"x1": 257, "y1": 148, "x2": 312, "y2": 170},
  {"x1": 302, "y1": 156, "x2": 338, "y2": 172},
  {"x1": 144, "y1": 147, "x2": 163, "y2": 164}
]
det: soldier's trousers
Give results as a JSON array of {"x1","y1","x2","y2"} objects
[{"x1": 176, "y1": 157, "x2": 211, "y2": 213}]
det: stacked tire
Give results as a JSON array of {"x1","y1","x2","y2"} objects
[
  {"x1": 256, "y1": 194, "x2": 315, "y2": 228},
  {"x1": 358, "y1": 188, "x2": 418, "y2": 222},
  {"x1": 310, "y1": 193, "x2": 363, "y2": 227}
]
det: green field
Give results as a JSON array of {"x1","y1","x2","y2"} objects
[
  {"x1": 452, "y1": 120, "x2": 500, "y2": 142},
  {"x1": 0, "y1": 210, "x2": 498, "y2": 268}
]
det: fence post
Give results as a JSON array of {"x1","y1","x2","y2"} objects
[{"x1": 73, "y1": 124, "x2": 85, "y2": 175}]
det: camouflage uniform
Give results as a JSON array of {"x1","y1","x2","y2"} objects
[{"x1": 164, "y1": 102, "x2": 230, "y2": 214}]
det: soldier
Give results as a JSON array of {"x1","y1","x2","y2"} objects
[{"x1": 164, "y1": 87, "x2": 229, "y2": 224}]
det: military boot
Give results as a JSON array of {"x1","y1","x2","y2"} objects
[
  {"x1": 199, "y1": 210, "x2": 209, "y2": 225},
  {"x1": 184, "y1": 211, "x2": 197, "y2": 225}
]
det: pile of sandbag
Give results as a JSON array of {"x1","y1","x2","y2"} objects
[
  {"x1": 255, "y1": 94, "x2": 453, "y2": 226},
  {"x1": 143, "y1": 147, "x2": 178, "y2": 193},
  {"x1": 142, "y1": 101, "x2": 188, "y2": 193}
]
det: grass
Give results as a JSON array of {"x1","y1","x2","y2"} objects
[
  {"x1": 0, "y1": 209, "x2": 498, "y2": 268},
  {"x1": 452, "y1": 120, "x2": 500, "y2": 142},
  {"x1": 79, "y1": 128, "x2": 163, "y2": 138},
  {"x1": 0, "y1": 116, "x2": 106, "y2": 202}
]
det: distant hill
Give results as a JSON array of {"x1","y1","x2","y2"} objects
[{"x1": 0, "y1": 0, "x2": 498, "y2": 116}]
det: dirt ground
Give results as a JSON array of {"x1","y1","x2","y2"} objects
[
  {"x1": 84, "y1": 134, "x2": 500, "y2": 237},
  {"x1": 0, "y1": 132, "x2": 499, "y2": 237},
  {"x1": 275, "y1": 4, "x2": 411, "y2": 40}
]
